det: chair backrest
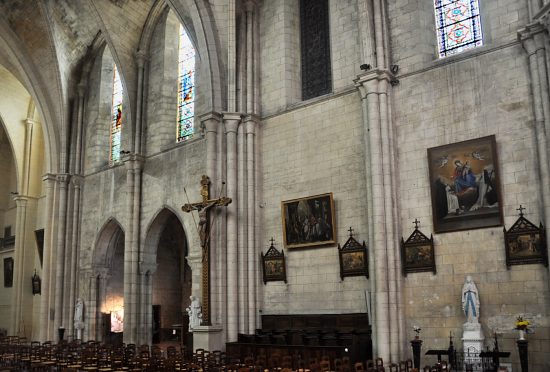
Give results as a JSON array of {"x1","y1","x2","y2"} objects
[
  {"x1": 355, "y1": 361, "x2": 365, "y2": 371},
  {"x1": 389, "y1": 363, "x2": 399, "y2": 372},
  {"x1": 376, "y1": 358, "x2": 384, "y2": 367},
  {"x1": 320, "y1": 360, "x2": 331, "y2": 371}
]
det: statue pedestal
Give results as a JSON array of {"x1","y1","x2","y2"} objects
[
  {"x1": 462, "y1": 322, "x2": 484, "y2": 366},
  {"x1": 192, "y1": 325, "x2": 223, "y2": 352}
]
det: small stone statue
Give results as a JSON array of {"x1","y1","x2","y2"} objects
[
  {"x1": 74, "y1": 298, "x2": 84, "y2": 339},
  {"x1": 186, "y1": 295, "x2": 202, "y2": 332},
  {"x1": 462, "y1": 275, "x2": 480, "y2": 324}
]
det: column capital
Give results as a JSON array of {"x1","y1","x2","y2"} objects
[
  {"x1": 518, "y1": 22, "x2": 547, "y2": 51},
  {"x1": 123, "y1": 154, "x2": 145, "y2": 170},
  {"x1": 56, "y1": 173, "x2": 71, "y2": 184},
  {"x1": 93, "y1": 266, "x2": 111, "y2": 280},
  {"x1": 354, "y1": 69, "x2": 394, "y2": 99},
  {"x1": 199, "y1": 112, "x2": 222, "y2": 133},
  {"x1": 135, "y1": 50, "x2": 149, "y2": 68},
  {"x1": 71, "y1": 175, "x2": 84, "y2": 187},
  {"x1": 42, "y1": 173, "x2": 57, "y2": 183},
  {"x1": 138, "y1": 261, "x2": 157, "y2": 275},
  {"x1": 222, "y1": 112, "x2": 243, "y2": 133},
  {"x1": 243, "y1": 115, "x2": 259, "y2": 135},
  {"x1": 12, "y1": 195, "x2": 30, "y2": 206}
]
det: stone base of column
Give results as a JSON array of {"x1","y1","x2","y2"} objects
[{"x1": 192, "y1": 325, "x2": 224, "y2": 352}]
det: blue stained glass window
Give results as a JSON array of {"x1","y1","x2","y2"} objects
[
  {"x1": 177, "y1": 24, "x2": 196, "y2": 142},
  {"x1": 435, "y1": 0, "x2": 483, "y2": 58},
  {"x1": 110, "y1": 65, "x2": 123, "y2": 164}
]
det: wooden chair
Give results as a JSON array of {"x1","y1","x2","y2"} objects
[
  {"x1": 389, "y1": 363, "x2": 399, "y2": 372},
  {"x1": 355, "y1": 361, "x2": 365, "y2": 371},
  {"x1": 320, "y1": 360, "x2": 331, "y2": 372}
]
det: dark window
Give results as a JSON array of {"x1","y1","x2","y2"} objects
[{"x1": 300, "y1": 0, "x2": 332, "y2": 100}]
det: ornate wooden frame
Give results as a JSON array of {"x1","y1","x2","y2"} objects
[
  {"x1": 427, "y1": 135, "x2": 503, "y2": 233},
  {"x1": 338, "y1": 229, "x2": 368, "y2": 280},
  {"x1": 281, "y1": 192, "x2": 336, "y2": 248},
  {"x1": 504, "y1": 207, "x2": 548, "y2": 268},
  {"x1": 262, "y1": 240, "x2": 287, "y2": 284},
  {"x1": 401, "y1": 222, "x2": 436, "y2": 276}
]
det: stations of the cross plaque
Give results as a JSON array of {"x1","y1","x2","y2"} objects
[{"x1": 182, "y1": 175, "x2": 231, "y2": 325}]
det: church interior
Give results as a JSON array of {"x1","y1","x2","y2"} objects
[{"x1": 0, "y1": 0, "x2": 549, "y2": 370}]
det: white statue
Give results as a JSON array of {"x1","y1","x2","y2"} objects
[
  {"x1": 462, "y1": 275, "x2": 480, "y2": 324},
  {"x1": 186, "y1": 295, "x2": 202, "y2": 332},
  {"x1": 74, "y1": 298, "x2": 84, "y2": 339}
]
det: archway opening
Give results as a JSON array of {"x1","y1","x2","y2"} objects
[{"x1": 150, "y1": 211, "x2": 191, "y2": 346}]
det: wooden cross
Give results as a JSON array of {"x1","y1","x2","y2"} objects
[
  {"x1": 517, "y1": 205, "x2": 525, "y2": 217},
  {"x1": 269, "y1": 237, "x2": 275, "y2": 247},
  {"x1": 348, "y1": 227, "x2": 354, "y2": 237},
  {"x1": 413, "y1": 218, "x2": 420, "y2": 229},
  {"x1": 182, "y1": 175, "x2": 231, "y2": 326}
]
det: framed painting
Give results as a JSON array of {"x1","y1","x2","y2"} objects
[
  {"x1": 4, "y1": 257, "x2": 13, "y2": 288},
  {"x1": 262, "y1": 240, "x2": 287, "y2": 284},
  {"x1": 338, "y1": 232, "x2": 368, "y2": 280},
  {"x1": 281, "y1": 192, "x2": 336, "y2": 248},
  {"x1": 401, "y1": 226, "x2": 436, "y2": 276},
  {"x1": 504, "y1": 209, "x2": 548, "y2": 268},
  {"x1": 427, "y1": 135, "x2": 503, "y2": 233}
]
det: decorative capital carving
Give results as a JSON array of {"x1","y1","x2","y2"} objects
[
  {"x1": 222, "y1": 112, "x2": 243, "y2": 133},
  {"x1": 56, "y1": 173, "x2": 71, "y2": 185},
  {"x1": 354, "y1": 68, "x2": 395, "y2": 98},
  {"x1": 199, "y1": 112, "x2": 222, "y2": 134},
  {"x1": 139, "y1": 261, "x2": 157, "y2": 275},
  {"x1": 518, "y1": 22, "x2": 548, "y2": 53},
  {"x1": 243, "y1": 114, "x2": 260, "y2": 135}
]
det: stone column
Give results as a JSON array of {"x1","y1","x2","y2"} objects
[
  {"x1": 200, "y1": 112, "x2": 223, "y2": 327},
  {"x1": 54, "y1": 174, "x2": 70, "y2": 340},
  {"x1": 138, "y1": 261, "x2": 156, "y2": 344},
  {"x1": 237, "y1": 120, "x2": 248, "y2": 335},
  {"x1": 519, "y1": 24, "x2": 550, "y2": 278},
  {"x1": 355, "y1": 68, "x2": 402, "y2": 361},
  {"x1": 10, "y1": 196, "x2": 28, "y2": 336},
  {"x1": 223, "y1": 112, "x2": 242, "y2": 342},
  {"x1": 123, "y1": 155, "x2": 144, "y2": 344},
  {"x1": 39, "y1": 174, "x2": 57, "y2": 341},
  {"x1": 244, "y1": 115, "x2": 258, "y2": 334}
]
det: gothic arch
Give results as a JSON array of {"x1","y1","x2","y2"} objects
[
  {"x1": 0, "y1": 115, "x2": 20, "y2": 193},
  {"x1": 143, "y1": 206, "x2": 188, "y2": 265},
  {"x1": 92, "y1": 217, "x2": 125, "y2": 269},
  {"x1": 140, "y1": 0, "x2": 225, "y2": 112},
  {"x1": 0, "y1": 18, "x2": 59, "y2": 174}
]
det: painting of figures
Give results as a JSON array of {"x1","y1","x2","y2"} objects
[
  {"x1": 282, "y1": 193, "x2": 336, "y2": 248},
  {"x1": 427, "y1": 135, "x2": 503, "y2": 233}
]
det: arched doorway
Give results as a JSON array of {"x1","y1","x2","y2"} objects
[
  {"x1": 89, "y1": 219, "x2": 125, "y2": 344},
  {"x1": 144, "y1": 209, "x2": 191, "y2": 347}
]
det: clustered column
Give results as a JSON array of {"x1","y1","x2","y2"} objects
[{"x1": 519, "y1": 22, "x2": 550, "y2": 281}]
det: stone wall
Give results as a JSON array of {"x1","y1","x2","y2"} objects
[
  {"x1": 260, "y1": 91, "x2": 368, "y2": 315},
  {"x1": 390, "y1": 0, "x2": 549, "y2": 369}
]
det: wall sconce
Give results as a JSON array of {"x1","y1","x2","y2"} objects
[
  {"x1": 360, "y1": 64, "x2": 371, "y2": 71},
  {"x1": 31, "y1": 270, "x2": 41, "y2": 295}
]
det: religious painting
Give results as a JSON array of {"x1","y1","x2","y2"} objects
[
  {"x1": 262, "y1": 240, "x2": 287, "y2": 284},
  {"x1": 401, "y1": 224, "x2": 436, "y2": 276},
  {"x1": 338, "y1": 232, "x2": 368, "y2": 280},
  {"x1": 281, "y1": 193, "x2": 336, "y2": 248},
  {"x1": 3, "y1": 257, "x2": 13, "y2": 288},
  {"x1": 504, "y1": 209, "x2": 548, "y2": 268},
  {"x1": 111, "y1": 309, "x2": 124, "y2": 333},
  {"x1": 427, "y1": 135, "x2": 503, "y2": 233}
]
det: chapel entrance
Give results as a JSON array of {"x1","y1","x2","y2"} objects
[
  {"x1": 91, "y1": 219, "x2": 125, "y2": 345},
  {"x1": 147, "y1": 210, "x2": 191, "y2": 346}
]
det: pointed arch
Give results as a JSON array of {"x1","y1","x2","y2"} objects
[
  {"x1": 139, "y1": 0, "x2": 225, "y2": 112},
  {"x1": 0, "y1": 115, "x2": 20, "y2": 194},
  {"x1": 143, "y1": 206, "x2": 188, "y2": 264},
  {"x1": 0, "y1": 18, "x2": 60, "y2": 174},
  {"x1": 92, "y1": 217, "x2": 125, "y2": 269}
]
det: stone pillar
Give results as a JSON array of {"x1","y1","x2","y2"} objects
[
  {"x1": 237, "y1": 119, "x2": 248, "y2": 334},
  {"x1": 54, "y1": 174, "x2": 70, "y2": 340},
  {"x1": 39, "y1": 174, "x2": 57, "y2": 341},
  {"x1": 223, "y1": 112, "x2": 242, "y2": 342},
  {"x1": 355, "y1": 69, "x2": 402, "y2": 361},
  {"x1": 199, "y1": 112, "x2": 223, "y2": 327},
  {"x1": 519, "y1": 24, "x2": 550, "y2": 279},
  {"x1": 123, "y1": 155, "x2": 144, "y2": 344},
  {"x1": 244, "y1": 115, "x2": 258, "y2": 334},
  {"x1": 138, "y1": 261, "x2": 156, "y2": 344}
]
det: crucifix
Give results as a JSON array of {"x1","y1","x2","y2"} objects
[{"x1": 182, "y1": 175, "x2": 231, "y2": 325}]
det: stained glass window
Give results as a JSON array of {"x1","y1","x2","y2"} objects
[
  {"x1": 434, "y1": 0, "x2": 483, "y2": 58},
  {"x1": 110, "y1": 65, "x2": 123, "y2": 164},
  {"x1": 177, "y1": 24, "x2": 196, "y2": 142}
]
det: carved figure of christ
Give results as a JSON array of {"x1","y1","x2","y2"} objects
[{"x1": 182, "y1": 175, "x2": 231, "y2": 325}]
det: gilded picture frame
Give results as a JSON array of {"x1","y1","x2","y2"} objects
[
  {"x1": 504, "y1": 212, "x2": 548, "y2": 268},
  {"x1": 427, "y1": 135, "x2": 503, "y2": 233},
  {"x1": 281, "y1": 193, "x2": 336, "y2": 248}
]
